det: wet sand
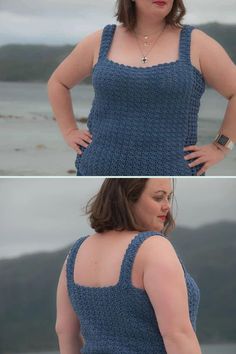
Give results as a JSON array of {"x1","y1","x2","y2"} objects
[{"x1": 0, "y1": 115, "x2": 235, "y2": 176}]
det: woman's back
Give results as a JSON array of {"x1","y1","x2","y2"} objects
[
  {"x1": 73, "y1": 230, "x2": 145, "y2": 289},
  {"x1": 66, "y1": 231, "x2": 200, "y2": 354}
]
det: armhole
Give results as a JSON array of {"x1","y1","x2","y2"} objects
[
  {"x1": 189, "y1": 27, "x2": 204, "y2": 76},
  {"x1": 92, "y1": 28, "x2": 104, "y2": 69},
  {"x1": 66, "y1": 236, "x2": 89, "y2": 288},
  {"x1": 119, "y1": 232, "x2": 165, "y2": 287},
  {"x1": 177, "y1": 254, "x2": 187, "y2": 275},
  {"x1": 92, "y1": 24, "x2": 113, "y2": 69}
]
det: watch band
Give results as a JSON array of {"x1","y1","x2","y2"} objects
[{"x1": 214, "y1": 133, "x2": 234, "y2": 150}]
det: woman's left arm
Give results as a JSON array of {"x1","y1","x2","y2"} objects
[
  {"x1": 55, "y1": 260, "x2": 84, "y2": 353},
  {"x1": 184, "y1": 29, "x2": 236, "y2": 175}
]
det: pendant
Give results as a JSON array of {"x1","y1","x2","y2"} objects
[{"x1": 142, "y1": 56, "x2": 148, "y2": 64}]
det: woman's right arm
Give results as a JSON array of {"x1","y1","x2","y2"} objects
[
  {"x1": 47, "y1": 29, "x2": 102, "y2": 153},
  {"x1": 56, "y1": 259, "x2": 84, "y2": 354},
  {"x1": 142, "y1": 236, "x2": 202, "y2": 354}
]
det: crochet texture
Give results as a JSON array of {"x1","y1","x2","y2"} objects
[
  {"x1": 66, "y1": 231, "x2": 200, "y2": 354},
  {"x1": 75, "y1": 24, "x2": 206, "y2": 176}
]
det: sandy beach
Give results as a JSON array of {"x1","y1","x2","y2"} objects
[
  {"x1": 0, "y1": 114, "x2": 77, "y2": 176},
  {"x1": 0, "y1": 81, "x2": 235, "y2": 176},
  {"x1": 0, "y1": 114, "x2": 235, "y2": 176}
]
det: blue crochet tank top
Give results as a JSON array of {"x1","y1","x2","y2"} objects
[
  {"x1": 75, "y1": 23, "x2": 206, "y2": 176},
  {"x1": 66, "y1": 231, "x2": 200, "y2": 354}
]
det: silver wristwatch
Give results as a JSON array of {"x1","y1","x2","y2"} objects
[{"x1": 214, "y1": 133, "x2": 234, "y2": 150}]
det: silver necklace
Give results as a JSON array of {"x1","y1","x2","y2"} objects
[{"x1": 133, "y1": 24, "x2": 167, "y2": 64}]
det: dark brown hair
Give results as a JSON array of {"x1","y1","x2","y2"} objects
[
  {"x1": 85, "y1": 178, "x2": 175, "y2": 236},
  {"x1": 114, "y1": 0, "x2": 186, "y2": 31}
]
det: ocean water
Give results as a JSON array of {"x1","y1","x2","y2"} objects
[
  {"x1": 0, "y1": 81, "x2": 93, "y2": 119},
  {"x1": 0, "y1": 80, "x2": 229, "y2": 146},
  {"x1": 0, "y1": 80, "x2": 228, "y2": 122},
  {"x1": 0, "y1": 80, "x2": 230, "y2": 147},
  {"x1": 1, "y1": 81, "x2": 235, "y2": 176}
]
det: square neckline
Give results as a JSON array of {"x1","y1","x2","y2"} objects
[
  {"x1": 92, "y1": 23, "x2": 205, "y2": 81},
  {"x1": 105, "y1": 23, "x2": 185, "y2": 71},
  {"x1": 68, "y1": 231, "x2": 187, "y2": 293},
  {"x1": 72, "y1": 231, "x2": 151, "y2": 291}
]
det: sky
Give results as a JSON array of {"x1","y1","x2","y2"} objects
[
  {"x1": 0, "y1": 0, "x2": 235, "y2": 46},
  {"x1": 0, "y1": 177, "x2": 236, "y2": 259}
]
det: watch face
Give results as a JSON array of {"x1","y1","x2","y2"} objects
[{"x1": 217, "y1": 135, "x2": 229, "y2": 146}]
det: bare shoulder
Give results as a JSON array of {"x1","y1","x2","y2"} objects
[
  {"x1": 141, "y1": 234, "x2": 174, "y2": 251},
  {"x1": 83, "y1": 28, "x2": 104, "y2": 67},
  {"x1": 139, "y1": 235, "x2": 178, "y2": 267},
  {"x1": 48, "y1": 27, "x2": 104, "y2": 87},
  {"x1": 191, "y1": 27, "x2": 236, "y2": 96},
  {"x1": 79, "y1": 27, "x2": 103, "y2": 50},
  {"x1": 86, "y1": 28, "x2": 103, "y2": 42},
  {"x1": 140, "y1": 235, "x2": 185, "y2": 299},
  {"x1": 191, "y1": 27, "x2": 224, "y2": 52}
]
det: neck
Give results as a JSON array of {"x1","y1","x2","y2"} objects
[{"x1": 134, "y1": 15, "x2": 167, "y2": 35}]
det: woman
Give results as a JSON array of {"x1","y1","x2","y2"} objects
[
  {"x1": 56, "y1": 178, "x2": 202, "y2": 353},
  {"x1": 48, "y1": 0, "x2": 236, "y2": 176}
]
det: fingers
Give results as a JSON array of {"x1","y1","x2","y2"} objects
[
  {"x1": 74, "y1": 132, "x2": 93, "y2": 148},
  {"x1": 77, "y1": 139, "x2": 90, "y2": 148},
  {"x1": 183, "y1": 145, "x2": 201, "y2": 152},
  {"x1": 196, "y1": 163, "x2": 209, "y2": 176},
  {"x1": 187, "y1": 157, "x2": 206, "y2": 168},
  {"x1": 72, "y1": 143, "x2": 82, "y2": 155},
  {"x1": 73, "y1": 130, "x2": 93, "y2": 153},
  {"x1": 184, "y1": 145, "x2": 210, "y2": 174},
  {"x1": 82, "y1": 135, "x2": 93, "y2": 144},
  {"x1": 184, "y1": 145, "x2": 209, "y2": 173},
  {"x1": 70, "y1": 136, "x2": 92, "y2": 153},
  {"x1": 82, "y1": 130, "x2": 92, "y2": 143},
  {"x1": 65, "y1": 128, "x2": 93, "y2": 154},
  {"x1": 77, "y1": 130, "x2": 92, "y2": 144},
  {"x1": 184, "y1": 151, "x2": 203, "y2": 161},
  {"x1": 84, "y1": 130, "x2": 93, "y2": 139}
]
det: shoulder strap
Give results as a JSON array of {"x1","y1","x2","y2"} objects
[
  {"x1": 98, "y1": 23, "x2": 116, "y2": 61},
  {"x1": 66, "y1": 235, "x2": 89, "y2": 289},
  {"x1": 179, "y1": 24, "x2": 196, "y2": 64},
  {"x1": 118, "y1": 231, "x2": 164, "y2": 287}
]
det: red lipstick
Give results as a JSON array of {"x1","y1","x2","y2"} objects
[{"x1": 153, "y1": 1, "x2": 166, "y2": 6}]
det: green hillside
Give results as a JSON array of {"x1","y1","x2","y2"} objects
[
  {"x1": 0, "y1": 22, "x2": 235, "y2": 83},
  {"x1": 0, "y1": 221, "x2": 235, "y2": 352}
]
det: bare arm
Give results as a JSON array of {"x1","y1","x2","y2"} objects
[
  {"x1": 55, "y1": 260, "x2": 84, "y2": 354},
  {"x1": 184, "y1": 29, "x2": 236, "y2": 175},
  {"x1": 142, "y1": 236, "x2": 202, "y2": 354},
  {"x1": 47, "y1": 29, "x2": 102, "y2": 153},
  {"x1": 198, "y1": 30, "x2": 236, "y2": 143}
]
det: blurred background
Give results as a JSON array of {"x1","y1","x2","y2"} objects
[
  {"x1": 0, "y1": 177, "x2": 236, "y2": 353},
  {"x1": 0, "y1": 0, "x2": 236, "y2": 176}
]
